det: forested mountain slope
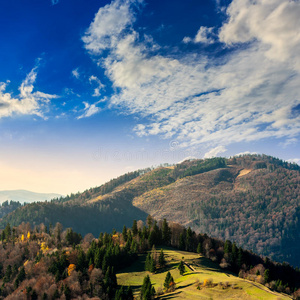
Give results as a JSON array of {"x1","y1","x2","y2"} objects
[{"x1": 0, "y1": 154, "x2": 299, "y2": 267}]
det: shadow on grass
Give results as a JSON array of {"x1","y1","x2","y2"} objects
[
  {"x1": 193, "y1": 257, "x2": 236, "y2": 276},
  {"x1": 158, "y1": 291, "x2": 182, "y2": 299},
  {"x1": 176, "y1": 282, "x2": 194, "y2": 290},
  {"x1": 117, "y1": 254, "x2": 146, "y2": 273}
]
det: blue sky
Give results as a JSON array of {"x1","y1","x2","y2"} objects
[{"x1": 0, "y1": 0, "x2": 299, "y2": 194}]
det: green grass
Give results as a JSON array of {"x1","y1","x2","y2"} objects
[{"x1": 116, "y1": 247, "x2": 291, "y2": 300}]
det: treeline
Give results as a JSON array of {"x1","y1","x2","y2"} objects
[
  {"x1": 0, "y1": 201, "x2": 147, "y2": 237},
  {"x1": 231, "y1": 154, "x2": 300, "y2": 172},
  {"x1": 0, "y1": 201, "x2": 22, "y2": 219},
  {"x1": 53, "y1": 169, "x2": 150, "y2": 205},
  {"x1": 175, "y1": 157, "x2": 227, "y2": 178}
]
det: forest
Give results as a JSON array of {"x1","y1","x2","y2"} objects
[{"x1": 0, "y1": 216, "x2": 300, "y2": 299}]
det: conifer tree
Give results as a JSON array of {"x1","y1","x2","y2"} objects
[
  {"x1": 164, "y1": 271, "x2": 175, "y2": 291},
  {"x1": 159, "y1": 249, "x2": 166, "y2": 268},
  {"x1": 132, "y1": 220, "x2": 138, "y2": 236},
  {"x1": 141, "y1": 275, "x2": 155, "y2": 300},
  {"x1": 178, "y1": 260, "x2": 185, "y2": 275},
  {"x1": 197, "y1": 242, "x2": 202, "y2": 254}
]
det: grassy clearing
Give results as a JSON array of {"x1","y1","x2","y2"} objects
[{"x1": 116, "y1": 247, "x2": 291, "y2": 300}]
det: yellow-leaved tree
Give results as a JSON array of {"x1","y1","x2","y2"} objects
[
  {"x1": 21, "y1": 234, "x2": 25, "y2": 242},
  {"x1": 27, "y1": 231, "x2": 30, "y2": 239},
  {"x1": 40, "y1": 242, "x2": 49, "y2": 254},
  {"x1": 68, "y1": 264, "x2": 76, "y2": 276}
]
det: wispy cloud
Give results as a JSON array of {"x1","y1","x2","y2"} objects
[
  {"x1": 72, "y1": 68, "x2": 80, "y2": 79},
  {"x1": 77, "y1": 101, "x2": 102, "y2": 119},
  {"x1": 0, "y1": 68, "x2": 57, "y2": 119},
  {"x1": 89, "y1": 75, "x2": 105, "y2": 97},
  {"x1": 83, "y1": 0, "x2": 300, "y2": 148},
  {"x1": 234, "y1": 151, "x2": 258, "y2": 157},
  {"x1": 204, "y1": 146, "x2": 227, "y2": 159}
]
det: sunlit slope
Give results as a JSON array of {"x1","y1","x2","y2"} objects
[{"x1": 117, "y1": 247, "x2": 291, "y2": 300}]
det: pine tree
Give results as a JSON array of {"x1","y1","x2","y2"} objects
[
  {"x1": 178, "y1": 260, "x2": 185, "y2": 275},
  {"x1": 224, "y1": 240, "x2": 232, "y2": 254},
  {"x1": 141, "y1": 275, "x2": 155, "y2": 300},
  {"x1": 145, "y1": 252, "x2": 151, "y2": 271},
  {"x1": 122, "y1": 225, "x2": 128, "y2": 242},
  {"x1": 159, "y1": 249, "x2": 166, "y2": 268},
  {"x1": 197, "y1": 242, "x2": 202, "y2": 254},
  {"x1": 164, "y1": 271, "x2": 175, "y2": 291},
  {"x1": 264, "y1": 269, "x2": 270, "y2": 283},
  {"x1": 162, "y1": 219, "x2": 171, "y2": 245},
  {"x1": 132, "y1": 220, "x2": 138, "y2": 236}
]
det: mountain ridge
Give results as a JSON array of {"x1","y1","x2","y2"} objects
[{"x1": 1, "y1": 154, "x2": 299, "y2": 267}]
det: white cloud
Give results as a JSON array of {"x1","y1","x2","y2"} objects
[
  {"x1": 77, "y1": 101, "x2": 101, "y2": 119},
  {"x1": 204, "y1": 146, "x2": 227, "y2": 159},
  {"x1": 287, "y1": 158, "x2": 300, "y2": 165},
  {"x1": 177, "y1": 156, "x2": 197, "y2": 164},
  {"x1": 183, "y1": 26, "x2": 215, "y2": 44},
  {"x1": 83, "y1": 0, "x2": 300, "y2": 148},
  {"x1": 72, "y1": 68, "x2": 80, "y2": 79},
  {"x1": 234, "y1": 151, "x2": 257, "y2": 157},
  {"x1": 89, "y1": 75, "x2": 105, "y2": 97},
  {"x1": 82, "y1": 0, "x2": 140, "y2": 54},
  {"x1": 0, "y1": 68, "x2": 57, "y2": 119},
  {"x1": 219, "y1": 0, "x2": 300, "y2": 71}
]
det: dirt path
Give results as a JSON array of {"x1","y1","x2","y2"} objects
[{"x1": 184, "y1": 262, "x2": 195, "y2": 272}]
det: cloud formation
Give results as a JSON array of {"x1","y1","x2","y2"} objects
[
  {"x1": 72, "y1": 68, "x2": 80, "y2": 79},
  {"x1": 77, "y1": 101, "x2": 102, "y2": 119},
  {"x1": 204, "y1": 146, "x2": 227, "y2": 159},
  {"x1": 83, "y1": 0, "x2": 300, "y2": 149},
  {"x1": 183, "y1": 26, "x2": 215, "y2": 44},
  {"x1": 0, "y1": 68, "x2": 57, "y2": 119}
]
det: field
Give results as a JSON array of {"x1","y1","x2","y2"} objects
[{"x1": 117, "y1": 247, "x2": 291, "y2": 299}]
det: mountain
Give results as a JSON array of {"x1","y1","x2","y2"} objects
[
  {"x1": 0, "y1": 154, "x2": 299, "y2": 267},
  {"x1": 0, "y1": 190, "x2": 62, "y2": 204}
]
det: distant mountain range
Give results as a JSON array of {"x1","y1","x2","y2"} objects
[
  {"x1": 0, "y1": 154, "x2": 299, "y2": 267},
  {"x1": 0, "y1": 190, "x2": 62, "y2": 204}
]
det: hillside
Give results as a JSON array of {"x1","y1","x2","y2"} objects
[
  {"x1": 117, "y1": 247, "x2": 292, "y2": 300},
  {"x1": 0, "y1": 154, "x2": 299, "y2": 267}
]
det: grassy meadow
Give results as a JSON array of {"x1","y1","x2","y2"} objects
[{"x1": 116, "y1": 247, "x2": 291, "y2": 300}]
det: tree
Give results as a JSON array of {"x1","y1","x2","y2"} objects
[
  {"x1": 224, "y1": 240, "x2": 232, "y2": 254},
  {"x1": 264, "y1": 269, "x2": 270, "y2": 283},
  {"x1": 122, "y1": 225, "x2": 128, "y2": 242},
  {"x1": 164, "y1": 271, "x2": 175, "y2": 292},
  {"x1": 197, "y1": 242, "x2": 202, "y2": 254},
  {"x1": 162, "y1": 219, "x2": 171, "y2": 245},
  {"x1": 178, "y1": 260, "x2": 185, "y2": 275},
  {"x1": 132, "y1": 220, "x2": 138, "y2": 236},
  {"x1": 141, "y1": 275, "x2": 155, "y2": 300},
  {"x1": 158, "y1": 249, "x2": 166, "y2": 268}
]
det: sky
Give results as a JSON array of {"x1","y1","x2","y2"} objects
[{"x1": 0, "y1": 0, "x2": 299, "y2": 195}]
